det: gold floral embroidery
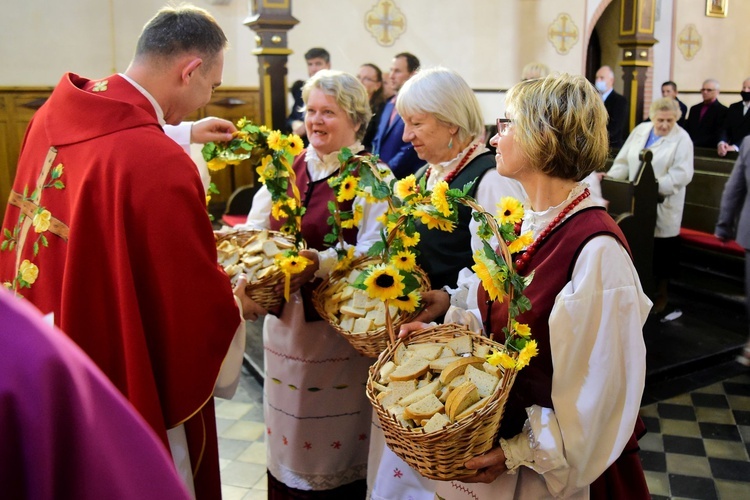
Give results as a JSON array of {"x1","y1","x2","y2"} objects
[{"x1": 92, "y1": 80, "x2": 109, "y2": 92}]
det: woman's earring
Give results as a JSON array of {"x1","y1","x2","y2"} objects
[{"x1": 448, "y1": 137, "x2": 453, "y2": 149}]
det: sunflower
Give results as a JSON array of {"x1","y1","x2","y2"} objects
[
  {"x1": 333, "y1": 246, "x2": 356, "y2": 272},
  {"x1": 341, "y1": 205, "x2": 363, "y2": 229},
  {"x1": 363, "y1": 264, "x2": 405, "y2": 300},
  {"x1": 288, "y1": 134, "x2": 304, "y2": 156},
  {"x1": 275, "y1": 253, "x2": 310, "y2": 275},
  {"x1": 393, "y1": 291, "x2": 420, "y2": 312},
  {"x1": 431, "y1": 180, "x2": 451, "y2": 217},
  {"x1": 255, "y1": 155, "x2": 274, "y2": 182},
  {"x1": 507, "y1": 231, "x2": 534, "y2": 254},
  {"x1": 513, "y1": 321, "x2": 531, "y2": 338},
  {"x1": 207, "y1": 158, "x2": 228, "y2": 172},
  {"x1": 515, "y1": 340, "x2": 538, "y2": 370},
  {"x1": 471, "y1": 251, "x2": 506, "y2": 302},
  {"x1": 413, "y1": 207, "x2": 454, "y2": 232},
  {"x1": 337, "y1": 176, "x2": 359, "y2": 202},
  {"x1": 394, "y1": 175, "x2": 418, "y2": 200},
  {"x1": 267, "y1": 130, "x2": 286, "y2": 151},
  {"x1": 399, "y1": 230, "x2": 421, "y2": 248},
  {"x1": 496, "y1": 197, "x2": 524, "y2": 225},
  {"x1": 391, "y1": 249, "x2": 416, "y2": 272},
  {"x1": 271, "y1": 198, "x2": 297, "y2": 220},
  {"x1": 486, "y1": 349, "x2": 516, "y2": 369}
]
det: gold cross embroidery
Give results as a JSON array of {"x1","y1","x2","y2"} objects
[{"x1": 4, "y1": 147, "x2": 69, "y2": 289}]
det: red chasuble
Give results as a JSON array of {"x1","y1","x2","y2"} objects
[{"x1": 0, "y1": 73, "x2": 240, "y2": 499}]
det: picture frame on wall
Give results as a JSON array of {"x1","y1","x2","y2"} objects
[{"x1": 706, "y1": 0, "x2": 728, "y2": 18}]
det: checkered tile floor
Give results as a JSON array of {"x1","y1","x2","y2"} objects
[
  {"x1": 638, "y1": 371, "x2": 750, "y2": 499},
  {"x1": 218, "y1": 365, "x2": 750, "y2": 499}
]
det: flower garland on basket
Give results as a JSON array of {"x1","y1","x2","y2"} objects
[
  {"x1": 201, "y1": 117, "x2": 308, "y2": 301},
  {"x1": 362, "y1": 195, "x2": 540, "y2": 480}
]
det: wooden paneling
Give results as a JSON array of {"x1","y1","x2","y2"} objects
[{"x1": 0, "y1": 87, "x2": 261, "y2": 222}]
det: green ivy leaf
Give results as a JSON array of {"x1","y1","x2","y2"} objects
[
  {"x1": 0, "y1": 240, "x2": 7, "y2": 251},
  {"x1": 33, "y1": 242, "x2": 39, "y2": 256},
  {"x1": 39, "y1": 234, "x2": 48, "y2": 247},
  {"x1": 367, "y1": 241, "x2": 386, "y2": 257},
  {"x1": 53, "y1": 181, "x2": 65, "y2": 189},
  {"x1": 3, "y1": 228, "x2": 11, "y2": 239}
]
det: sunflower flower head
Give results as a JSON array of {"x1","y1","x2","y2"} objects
[
  {"x1": 513, "y1": 321, "x2": 531, "y2": 338},
  {"x1": 337, "y1": 176, "x2": 359, "y2": 202},
  {"x1": 507, "y1": 231, "x2": 534, "y2": 254},
  {"x1": 496, "y1": 197, "x2": 525, "y2": 225},
  {"x1": 399, "y1": 230, "x2": 421, "y2": 248},
  {"x1": 363, "y1": 264, "x2": 405, "y2": 301},
  {"x1": 391, "y1": 249, "x2": 416, "y2": 272},
  {"x1": 516, "y1": 340, "x2": 538, "y2": 370},
  {"x1": 393, "y1": 291, "x2": 420, "y2": 312},
  {"x1": 394, "y1": 175, "x2": 418, "y2": 201},
  {"x1": 471, "y1": 251, "x2": 507, "y2": 302},
  {"x1": 431, "y1": 180, "x2": 451, "y2": 217},
  {"x1": 207, "y1": 158, "x2": 228, "y2": 172},
  {"x1": 288, "y1": 134, "x2": 304, "y2": 156},
  {"x1": 486, "y1": 349, "x2": 516, "y2": 370},
  {"x1": 267, "y1": 130, "x2": 286, "y2": 151},
  {"x1": 413, "y1": 206, "x2": 455, "y2": 232},
  {"x1": 333, "y1": 246, "x2": 356, "y2": 272}
]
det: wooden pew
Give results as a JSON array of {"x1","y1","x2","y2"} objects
[{"x1": 601, "y1": 150, "x2": 658, "y2": 298}]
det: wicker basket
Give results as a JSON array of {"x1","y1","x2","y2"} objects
[
  {"x1": 216, "y1": 229, "x2": 303, "y2": 311},
  {"x1": 312, "y1": 256, "x2": 431, "y2": 358},
  {"x1": 366, "y1": 323, "x2": 518, "y2": 480}
]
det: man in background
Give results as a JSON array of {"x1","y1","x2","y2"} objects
[
  {"x1": 686, "y1": 78, "x2": 728, "y2": 148},
  {"x1": 718, "y1": 77, "x2": 750, "y2": 156},
  {"x1": 286, "y1": 47, "x2": 331, "y2": 141},
  {"x1": 661, "y1": 81, "x2": 688, "y2": 129},
  {"x1": 371, "y1": 52, "x2": 424, "y2": 178},
  {"x1": 595, "y1": 65, "x2": 628, "y2": 149}
]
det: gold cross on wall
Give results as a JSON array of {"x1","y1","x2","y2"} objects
[
  {"x1": 365, "y1": 0, "x2": 406, "y2": 47},
  {"x1": 548, "y1": 13, "x2": 579, "y2": 55}
]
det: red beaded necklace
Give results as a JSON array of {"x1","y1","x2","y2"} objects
[
  {"x1": 514, "y1": 188, "x2": 591, "y2": 274},
  {"x1": 424, "y1": 142, "x2": 481, "y2": 185}
]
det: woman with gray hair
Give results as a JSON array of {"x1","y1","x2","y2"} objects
[
  {"x1": 368, "y1": 67, "x2": 524, "y2": 500},
  {"x1": 244, "y1": 70, "x2": 388, "y2": 499},
  {"x1": 607, "y1": 97, "x2": 694, "y2": 314}
]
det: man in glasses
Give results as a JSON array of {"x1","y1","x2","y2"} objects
[{"x1": 686, "y1": 78, "x2": 728, "y2": 148}]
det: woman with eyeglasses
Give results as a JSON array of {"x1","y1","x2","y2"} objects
[
  {"x1": 359, "y1": 63, "x2": 386, "y2": 150},
  {"x1": 367, "y1": 66, "x2": 524, "y2": 500},
  {"x1": 402, "y1": 73, "x2": 651, "y2": 499}
]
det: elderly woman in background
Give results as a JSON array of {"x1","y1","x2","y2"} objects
[
  {"x1": 403, "y1": 74, "x2": 651, "y2": 499},
  {"x1": 607, "y1": 97, "x2": 694, "y2": 314},
  {"x1": 367, "y1": 66, "x2": 525, "y2": 500},
  {"x1": 244, "y1": 70, "x2": 388, "y2": 499},
  {"x1": 359, "y1": 63, "x2": 386, "y2": 150}
]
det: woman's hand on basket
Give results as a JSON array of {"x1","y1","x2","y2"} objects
[
  {"x1": 233, "y1": 274, "x2": 266, "y2": 321},
  {"x1": 412, "y1": 289, "x2": 450, "y2": 324},
  {"x1": 460, "y1": 446, "x2": 508, "y2": 484}
]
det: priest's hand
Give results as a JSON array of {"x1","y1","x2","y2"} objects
[
  {"x1": 233, "y1": 274, "x2": 266, "y2": 321},
  {"x1": 190, "y1": 117, "x2": 236, "y2": 144},
  {"x1": 460, "y1": 446, "x2": 508, "y2": 484}
]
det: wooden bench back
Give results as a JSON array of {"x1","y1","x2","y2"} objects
[
  {"x1": 601, "y1": 150, "x2": 658, "y2": 297},
  {"x1": 682, "y1": 148, "x2": 736, "y2": 234}
]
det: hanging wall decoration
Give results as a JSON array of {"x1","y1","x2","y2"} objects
[
  {"x1": 706, "y1": 0, "x2": 728, "y2": 18},
  {"x1": 548, "y1": 13, "x2": 578, "y2": 55},
  {"x1": 365, "y1": 0, "x2": 406, "y2": 47},
  {"x1": 677, "y1": 24, "x2": 702, "y2": 60}
]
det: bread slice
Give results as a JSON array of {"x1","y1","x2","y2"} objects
[
  {"x1": 408, "y1": 343, "x2": 444, "y2": 361},
  {"x1": 447, "y1": 335, "x2": 473, "y2": 355},
  {"x1": 483, "y1": 361, "x2": 503, "y2": 378},
  {"x1": 340, "y1": 304, "x2": 366, "y2": 318},
  {"x1": 473, "y1": 344, "x2": 491, "y2": 359},
  {"x1": 439, "y1": 356, "x2": 486, "y2": 384},
  {"x1": 389, "y1": 357, "x2": 430, "y2": 382},
  {"x1": 429, "y1": 355, "x2": 464, "y2": 372},
  {"x1": 376, "y1": 379, "x2": 417, "y2": 409},
  {"x1": 398, "y1": 379, "x2": 441, "y2": 407},
  {"x1": 403, "y1": 394, "x2": 444, "y2": 420},
  {"x1": 423, "y1": 412, "x2": 451, "y2": 433},
  {"x1": 439, "y1": 346, "x2": 457, "y2": 358},
  {"x1": 454, "y1": 395, "x2": 491, "y2": 421},
  {"x1": 378, "y1": 361, "x2": 397, "y2": 383},
  {"x1": 465, "y1": 364, "x2": 500, "y2": 398},
  {"x1": 352, "y1": 317, "x2": 373, "y2": 334},
  {"x1": 393, "y1": 342, "x2": 408, "y2": 365},
  {"x1": 445, "y1": 380, "x2": 479, "y2": 421}
]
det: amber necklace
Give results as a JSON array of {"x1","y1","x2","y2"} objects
[
  {"x1": 423, "y1": 142, "x2": 481, "y2": 185},
  {"x1": 514, "y1": 188, "x2": 591, "y2": 274}
]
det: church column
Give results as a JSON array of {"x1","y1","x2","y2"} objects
[
  {"x1": 618, "y1": 0, "x2": 657, "y2": 131},
  {"x1": 244, "y1": 1, "x2": 299, "y2": 130}
]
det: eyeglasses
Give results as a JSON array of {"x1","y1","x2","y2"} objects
[
  {"x1": 496, "y1": 118, "x2": 513, "y2": 136},
  {"x1": 700, "y1": 88, "x2": 717, "y2": 92},
  {"x1": 358, "y1": 76, "x2": 379, "y2": 84}
]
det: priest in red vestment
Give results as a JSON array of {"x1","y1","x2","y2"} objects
[{"x1": 0, "y1": 6, "x2": 261, "y2": 498}]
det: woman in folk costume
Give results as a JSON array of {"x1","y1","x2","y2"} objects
[
  {"x1": 367, "y1": 66, "x2": 524, "y2": 500},
  {"x1": 404, "y1": 73, "x2": 651, "y2": 499},
  {"x1": 244, "y1": 70, "x2": 389, "y2": 498},
  {"x1": 607, "y1": 97, "x2": 694, "y2": 314}
]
